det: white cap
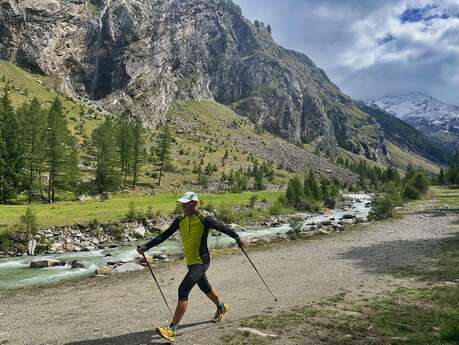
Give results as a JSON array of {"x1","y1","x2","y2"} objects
[{"x1": 177, "y1": 191, "x2": 199, "y2": 204}]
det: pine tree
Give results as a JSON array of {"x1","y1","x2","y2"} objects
[
  {"x1": 438, "y1": 168, "x2": 445, "y2": 185},
  {"x1": 45, "y1": 98, "x2": 75, "y2": 203},
  {"x1": 306, "y1": 171, "x2": 321, "y2": 201},
  {"x1": 117, "y1": 113, "x2": 133, "y2": 186},
  {"x1": 404, "y1": 163, "x2": 416, "y2": 182},
  {"x1": 286, "y1": 176, "x2": 303, "y2": 209},
  {"x1": 131, "y1": 119, "x2": 145, "y2": 188},
  {"x1": 0, "y1": 87, "x2": 24, "y2": 203},
  {"x1": 446, "y1": 151, "x2": 459, "y2": 185},
  {"x1": 18, "y1": 98, "x2": 46, "y2": 203},
  {"x1": 91, "y1": 118, "x2": 121, "y2": 193},
  {"x1": 153, "y1": 125, "x2": 173, "y2": 186},
  {"x1": 62, "y1": 137, "x2": 80, "y2": 193}
]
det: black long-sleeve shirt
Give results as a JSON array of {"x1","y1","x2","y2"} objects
[{"x1": 144, "y1": 212, "x2": 240, "y2": 265}]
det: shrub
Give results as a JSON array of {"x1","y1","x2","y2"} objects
[
  {"x1": 201, "y1": 201, "x2": 216, "y2": 212},
  {"x1": 369, "y1": 194, "x2": 395, "y2": 220},
  {"x1": 0, "y1": 228, "x2": 13, "y2": 252},
  {"x1": 89, "y1": 218, "x2": 100, "y2": 229},
  {"x1": 18, "y1": 207, "x2": 39, "y2": 236},
  {"x1": 144, "y1": 206, "x2": 154, "y2": 219},
  {"x1": 215, "y1": 204, "x2": 237, "y2": 224},
  {"x1": 288, "y1": 220, "x2": 302, "y2": 239},
  {"x1": 107, "y1": 224, "x2": 124, "y2": 240},
  {"x1": 125, "y1": 202, "x2": 138, "y2": 222},
  {"x1": 403, "y1": 184, "x2": 421, "y2": 201},
  {"x1": 268, "y1": 201, "x2": 284, "y2": 215},
  {"x1": 248, "y1": 195, "x2": 258, "y2": 208}
]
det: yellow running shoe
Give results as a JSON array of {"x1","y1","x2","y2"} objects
[
  {"x1": 213, "y1": 303, "x2": 229, "y2": 322},
  {"x1": 156, "y1": 326, "x2": 175, "y2": 343}
]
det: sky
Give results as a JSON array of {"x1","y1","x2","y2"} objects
[{"x1": 234, "y1": 0, "x2": 459, "y2": 105}]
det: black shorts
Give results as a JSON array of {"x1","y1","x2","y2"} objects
[{"x1": 178, "y1": 263, "x2": 212, "y2": 301}]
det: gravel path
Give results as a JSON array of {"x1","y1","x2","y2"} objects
[{"x1": 1, "y1": 210, "x2": 457, "y2": 345}]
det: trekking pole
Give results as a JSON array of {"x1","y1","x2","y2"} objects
[
  {"x1": 240, "y1": 246, "x2": 278, "y2": 302},
  {"x1": 141, "y1": 252, "x2": 174, "y2": 317}
]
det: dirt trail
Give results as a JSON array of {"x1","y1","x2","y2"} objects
[{"x1": 1, "y1": 210, "x2": 457, "y2": 345}]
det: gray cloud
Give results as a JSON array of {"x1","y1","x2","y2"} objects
[{"x1": 235, "y1": 0, "x2": 459, "y2": 104}]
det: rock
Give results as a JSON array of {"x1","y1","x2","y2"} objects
[
  {"x1": 323, "y1": 198, "x2": 336, "y2": 209},
  {"x1": 30, "y1": 259, "x2": 65, "y2": 268},
  {"x1": 331, "y1": 221, "x2": 343, "y2": 231},
  {"x1": 238, "y1": 327, "x2": 277, "y2": 338},
  {"x1": 133, "y1": 225, "x2": 146, "y2": 238},
  {"x1": 300, "y1": 224, "x2": 312, "y2": 232},
  {"x1": 23, "y1": 0, "x2": 61, "y2": 14},
  {"x1": 136, "y1": 255, "x2": 153, "y2": 265},
  {"x1": 63, "y1": 243, "x2": 76, "y2": 251},
  {"x1": 356, "y1": 217, "x2": 368, "y2": 224},
  {"x1": 340, "y1": 219, "x2": 354, "y2": 225},
  {"x1": 320, "y1": 220, "x2": 331, "y2": 226},
  {"x1": 113, "y1": 263, "x2": 145, "y2": 273},
  {"x1": 95, "y1": 266, "x2": 113, "y2": 275},
  {"x1": 342, "y1": 214, "x2": 355, "y2": 219},
  {"x1": 70, "y1": 260, "x2": 86, "y2": 269}
]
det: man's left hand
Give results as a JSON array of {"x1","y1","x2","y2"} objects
[{"x1": 237, "y1": 239, "x2": 248, "y2": 250}]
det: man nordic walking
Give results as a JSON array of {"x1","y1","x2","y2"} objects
[{"x1": 137, "y1": 191, "x2": 248, "y2": 342}]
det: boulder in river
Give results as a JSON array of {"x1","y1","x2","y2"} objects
[
  {"x1": 323, "y1": 198, "x2": 336, "y2": 209},
  {"x1": 95, "y1": 266, "x2": 113, "y2": 275},
  {"x1": 341, "y1": 214, "x2": 356, "y2": 220},
  {"x1": 70, "y1": 260, "x2": 87, "y2": 269},
  {"x1": 30, "y1": 259, "x2": 65, "y2": 268}
]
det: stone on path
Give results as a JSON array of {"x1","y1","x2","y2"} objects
[{"x1": 238, "y1": 327, "x2": 277, "y2": 338}]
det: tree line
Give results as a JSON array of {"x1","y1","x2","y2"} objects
[
  {"x1": 438, "y1": 151, "x2": 459, "y2": 186},
  {"x1": 0, "y1": 88, "x2": 173, "y2": 204},
  {"x1": 0, "y1": 89, "x2": 79, "y2": 204}
]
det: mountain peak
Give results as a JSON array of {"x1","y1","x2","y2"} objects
[{"x1": 368, "y1": 93, "x2": 459, "y2": 151}]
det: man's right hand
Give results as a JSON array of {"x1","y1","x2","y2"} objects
[{"x1": 137, "y1": 245, "x2": 146, "y2": 255}]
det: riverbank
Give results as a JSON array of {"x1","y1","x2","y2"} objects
[{"x1": 0, "y1": 193, "x2": 371, "y2": 289}]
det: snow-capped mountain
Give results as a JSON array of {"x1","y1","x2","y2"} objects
[{"x1": 367, "y1": 93, "x2": 459, "y2": 151}]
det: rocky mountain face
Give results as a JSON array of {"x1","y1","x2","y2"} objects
[
  {"x1": 368, "y1": 93, "x2": 459, "y2": 152},
  {"x1": 1, "y1": 0, "x2": 386, "y2": 161}
]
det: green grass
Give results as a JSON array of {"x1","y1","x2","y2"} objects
[
  {"x1": 0, "y1": 191, "x2": 283, "y2": 229},
  {"x1": 433, "y1": 186, "x2": 459, "y2": 209}
]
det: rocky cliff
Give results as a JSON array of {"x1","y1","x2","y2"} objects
[{"x1": 1, "y1": 0, "x2": 386, "y2": 160}]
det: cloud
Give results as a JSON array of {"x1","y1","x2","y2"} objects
[{"x1": 235, "y1": 0, "x2": 459, "y2": 104}]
